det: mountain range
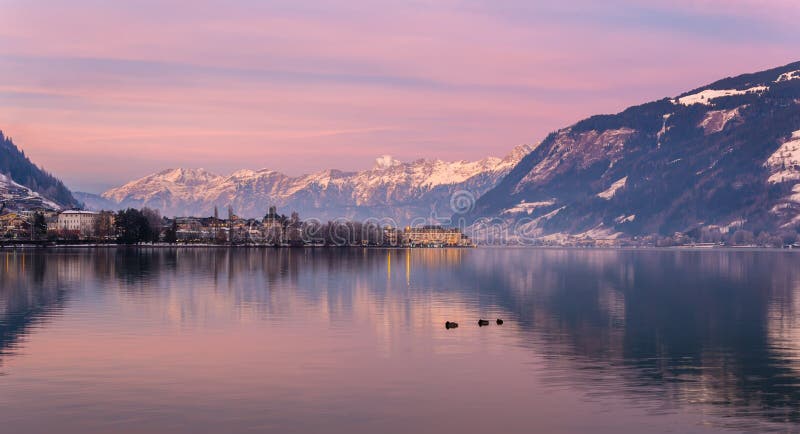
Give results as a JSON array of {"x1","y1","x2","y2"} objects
[
  {"x1": 6, "y1": 60, "x2": 800, "y2": 240},
  {"x1": 86, "y1": 145, "x2": 531, "y2": 223},
  {"x1": 469, "y1": 61, "x2": 800, "y2": 240}
]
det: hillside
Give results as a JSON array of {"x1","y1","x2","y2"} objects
[
  {"x1": 0, "y1": 131, "x2": 78, "y2": 210},
  {"x1": 471, "y1": 61, "x2": 800, "y2": 241}
]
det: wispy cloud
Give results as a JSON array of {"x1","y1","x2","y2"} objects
[{"x1": 0, "y1": 0, "x2": 797, "y2": 191}]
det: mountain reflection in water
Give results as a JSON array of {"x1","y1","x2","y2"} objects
[{"x1": 1, "y1": 248, "x2": 799, "y2": 433}]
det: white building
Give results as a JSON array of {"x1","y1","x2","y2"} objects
[{"x1": 55, "y1": 210, "x2": 99, "y2": 235}]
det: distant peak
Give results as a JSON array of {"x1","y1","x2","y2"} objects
[
  {"x1": 157, "y1": 167, "x2": 205, "y2": 176},
  {"x1": 151, "y1": 168, "x2": 221, "y2": 184},
  {"x1": 374, "y1": 155, "x2": 402, "y2": 170},
  {"x1": 509, "y1": 144, "x2": 533, "y2": 158},
  {"x1": 496, "y1": 144, "x2": 534, "y2": 166}
]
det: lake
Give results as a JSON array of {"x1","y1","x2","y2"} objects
[{"x1": 1, "y1": 248, "x2": 800, "y2": 433}]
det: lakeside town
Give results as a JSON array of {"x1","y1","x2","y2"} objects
[
  {"x1": 0, "y1": 204, "x2": 475, "y2": 248},
  {"x1": 4, "y1": 203, "x2": 800, "y2": 249}
]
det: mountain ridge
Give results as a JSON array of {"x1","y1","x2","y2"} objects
[
  {"x1": 97, "y1": 145, "x2": 533, "y2": 222},
  {"x1": 0, "y1": 131, "x2": 79, "y2": 210},
  {"x1": 20, "y1": 59, "x2": 800, "y2": 242},
  {"x1": 470, "y1": 60, "x2": 800, "y2": 240}
]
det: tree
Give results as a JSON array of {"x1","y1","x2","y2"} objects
[
  {"x1": 115, "y1": 208, "x2": 158, "y2": 244},
  {"x1": 286, "y1": 212, "x2": 303, "y2": 246},
  {"x1": 164, "y1": 219, "x2": 178, "y2": 244},
  {"x1": 141, "y1": 207, "x2": 163, "y2": 242},
  {"x1": 730, "y1": 229, "x2": 755, "y2": 246},
  {"x1": 32, "y1": 212, "x2": 47, "y2": 241},
  {"x1": 93, "y1": 211, "x2": 116, "y2": 241}
]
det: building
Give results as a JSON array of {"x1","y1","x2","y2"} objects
[
  {"x1": 53, "y1": 210, "x2": 100, "y2": 237},
  {"x1": 383, "y1": 226, "x2": 400, "y2": 246},
  {"x1": 402, "y1": 225, "x2": 473, "y2": 247},
  {"x1": 172, "y1": 217, "x2": 212, "y2": 241},
  {"x1": 19, "y1": 209, "x2": 58, "y2": 220},
  {"x1": 0, "y1": 212, "x2": 30, "y2": 239},
  {"x1": 262, "y1": 205, "x2": 285, "y2": 243}
]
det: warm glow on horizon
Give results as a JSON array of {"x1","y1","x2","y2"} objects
[{"x1": 1, "y1": 0, "x2": 799, "y2": 192}]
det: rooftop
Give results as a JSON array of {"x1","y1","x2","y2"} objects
[{"x1": 61, "y1": 210, "x2": 100, "y2": 215}]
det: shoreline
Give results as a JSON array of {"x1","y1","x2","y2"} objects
[
  {"x1": 0, "y1": 243, "x2": 475, "y2": 249},
  {"x1": 0, "y1": 243, "x2": 797, "y2": 251}
]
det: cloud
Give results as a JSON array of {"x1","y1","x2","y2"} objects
[{"x1": 0, "y1": 0, "x2": 797, "y2": 191}]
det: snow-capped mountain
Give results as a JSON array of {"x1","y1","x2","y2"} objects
[
  {"x1": 99, "y1": 145, "x2": 532, "y2": 222},
  {"x1": 471, "y1": 60, "x2": 800, "y2": 239}
]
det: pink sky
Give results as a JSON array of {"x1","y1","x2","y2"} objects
[{"x1": 1, "y1": 0, "x2": 798, "y2": 192}]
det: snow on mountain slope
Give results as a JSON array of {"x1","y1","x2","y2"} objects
[
  {"x1": 0, "y1": 173, "x2": 61, "y2": 210},
  {"x1": 1, "y1": 130, "x2": 79, "y2": 209},
  {"x1": 471, "y1": 60, "x2": 800, "y2": 239},
  {"x1": 513, "y1": 128, "x2": 634, "y2": 192},
  {"x1": 699, "y1": 107, "x2": 743, "y2": 135},
  {"x1": 674, "y1": 86, "x2": 768, "y2": 106},
  {"x1": 501, "y1": 200, "x2": 556, "y2": 215},
  {"x1": 100, "y1": 145, "x2": 532, "y2": 221},
  {"x1": 776, "y1": 70, "x2": 800, "y2": 83},
  {"x1": 765, "y1": 131, "x2": 800, "y2": 184},
  {"x1": 597, "y1": 177, "x2": 627, "y2": 200},
  {"x1": 103, "y1": 168, "x2": 223, "y2": 203}
]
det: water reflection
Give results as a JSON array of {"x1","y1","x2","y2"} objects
[
  {"x1": 1, "y1": 248, "x2": 800, "y2": 432},
  {"x1": 475, "y1": 250, "x2": 800, "y2": 429},
  {"x1": 0, "y1": 252, "x2": 68, "y2": 371}
]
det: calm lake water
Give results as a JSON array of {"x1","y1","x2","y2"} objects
[{"x1": 2, "y1": 248, "x2": 800, "y2": 433}]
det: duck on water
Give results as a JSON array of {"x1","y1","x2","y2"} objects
[{"x1": 445, "y1": 319, "x2": 504, "y2": 328}]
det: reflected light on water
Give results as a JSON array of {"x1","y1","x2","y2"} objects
[{"x1": 0, "y1": 248, "x2": 800, "y2": 433}]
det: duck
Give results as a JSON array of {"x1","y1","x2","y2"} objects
[
  {"x1": 478, "y1": 319, "x2": 490, "y2": 326},
  {"x1": 445, "y1": 321, "x2": 459, "y2": 329},
  {"x1": 496, "y1": 318, "x2": 504, "y2": 325}
]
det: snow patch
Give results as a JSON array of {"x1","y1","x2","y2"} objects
[
  {"x1": 781, "y1": 213, "x2": 800, "y2": 228},
  {"x1": 374, "y1": 155, "x2": 401, "y2": 169},
  {"x1": 765, "y1": 131, "x2": 800, "y2": 183},
  {"x1": 502, "y1": 200, "x2": 556, "y2": 215},
  {"x1": 539, "y1": 225, "x2": 622, "y2": 243},
  {"x1": 657, "y1": 113, "x2": 672, "y2": 148},
  {"x1": 614, "y1": 214, "x2": 636, "y2": 224},
  {"x1": 719, "y1": 219, "x2": 746, "y2": 234},
  {"x1": 513, "y1": 206, "x2": 567, "y2": 238},
  {"x1": 598, "y1": 177, "x2": 627, "y2": 200},
  {"x1": 674, "y1": 86, "x2": 768, "y2": 106},
  {"x1": 699, "y1": 107, "x2": 742, "y2": 134},
  {"x1": 776, "y1": 70, "x2": 800, "y2": 83}
]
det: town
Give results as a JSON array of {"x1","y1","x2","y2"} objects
[{"x1": 0, "y1": 204, "x2": 475, "y2": 248}]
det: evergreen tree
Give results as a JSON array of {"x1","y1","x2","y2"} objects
[
  {"x1": 115, "y1": 208, "x2": 156, "y2": 244},
  {"x1": 32, "y1": 212, "x2": 47, "y2": 240},
  {"x1": 164, "y1": 219, "x2": 178, "y2": 244}
]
